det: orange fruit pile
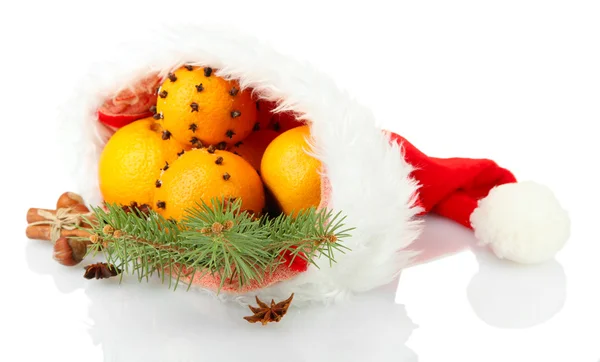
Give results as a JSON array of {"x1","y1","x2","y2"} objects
[{"x1": 97, "y1": 65, "x2": 321, "y2": 220}]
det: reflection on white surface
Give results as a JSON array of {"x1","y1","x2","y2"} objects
[
  {"x1": 25, "y1": 237, "x2": 104, "y2": 294},
  {"x1": 406, "y1": 215, "x2": 567, "y2": 329},
  {"x1": 24, "y1": 240, "x2": 417, "y2": 362},
  {"x1": 24, "y1": 215, "x2": 568, "y2": 362},
  {"x1": 84, "y1": 278, "x2": 418, "y2": 362},
  {"x1": 467, "y1": 247, "x2": 566, "y2": 329}
]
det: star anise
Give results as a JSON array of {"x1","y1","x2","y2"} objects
[
  {"x1": 121, "y1": 202, "x2": 151, "y2": 218},
  {"x1": 83, "y1": 263, "x2": 121, "y2": 280},
  {"x1": 243, "y1": 293, "x2": 294, "y2": 325}
]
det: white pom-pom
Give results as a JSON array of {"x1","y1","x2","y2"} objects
[{"x1": 470, "y1": 181, "x2": 570, "y2": 264}]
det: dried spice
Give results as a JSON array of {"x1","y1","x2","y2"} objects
[
  {"x1": 149, "y1": 105, "x2": 157, "y2": 114},
  {"x1": 155, "y1": 179, "x2": 162, "y2": 188},
  {"x1": 159, "y1": 90, "x2": 168, "y2": 98},
  {"x1": 153, "y1": 113, "x2": 164, "y2": 120},
  {"x1": 121, "y1": 202, "x2": 151, "y2": 218},
  {"x1": 190, "y1": 137, "x2": 202, "y2": 147},
  {"x1": 223, "y1": 172, "x2": 231, "y2": 181},
  {"x1": 207, "y1": 145, "x2": 216, "y2": 154},
  {"x1": 243, "y1": 294, "x2": 294, "y2": 325},
  {"x1": 231, "y1": 110, "x2": 241, "y2": 118},
  {"x1": 168, "y1": 73, "x2": 177, "y2": 82},
  {"x1": 161, "y1": 130, "x2": 171, "y2": 140},
  {"x1": 195, "y1": 84, "x2": 204, "y2": 92},
  {"x1": 162, "y1": 161, "x2": 169, "y2": 171},
  {"x1": 216, "y1": 142, "x2": 227, "y2": 150},
  {"x1": 226, "y1": 130, "x2": 236, "y2": 139},
  {"x1": 84, "y1": 263, "x2": 121, "y2": 280},
  {"x1": 204, "y1": 67, "x2": 213, "y2": 77},
  {"x1": 190, "y1": 102, "x2": 199, "y2": 112},
  {"x1": 229, "y1": 87, "x2": 239, "y2": 96},
  {"x1": 53, "y1": 237, "x2": 87, "y2": 266},
  {"x1": 189, "y1": 123, "x2": 198, "y2": 132},
  {"x1": 184, "y1": 65, "x2": 194, "y2": 71},
  {"x1": 156, "y1": 200, "x2": 166, "y2": 209},
  {"x1": 177, "y1": 149, "x2": 185, "y2": 157},
  {"x1": 215, "y1": 156, "x2": 224, "y2": 165}
]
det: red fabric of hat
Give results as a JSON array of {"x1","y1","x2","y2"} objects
[{"x1": 388, "y1": 132, "x2": 516, "y2": 228}]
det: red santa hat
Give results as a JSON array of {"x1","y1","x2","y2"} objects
[
  {"x1": 386, "y1": 131, "x2": 570, "y2": 264},
  {"x1": 62, "y1": 25, "x2": 571, "y2": 305}
]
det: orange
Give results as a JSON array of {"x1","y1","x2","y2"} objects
[
  {"x1": 156, "y1": 65, "x2": 257, "y2": 148},
  {"x1": 260, "y1": 125, "x2": 322, "y2": 215},
  {"x1": 228, "y1": 130, "x2": 279, "y2": 172},
  {"x1": 98, "y1": 117, "x2": 187, "y2": 206},
  {"x1": 153, "y1": 148, "x2": 265, "y2": 221}
]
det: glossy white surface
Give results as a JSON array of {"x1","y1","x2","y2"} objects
[
  {"x1": 8, "y1": 213, "x2": 597, "y2": 362},
  {"x1": 1, "y1": 0, "x2": 599, "y2": 361}
]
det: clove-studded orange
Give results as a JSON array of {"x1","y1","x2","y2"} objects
[
  {"x1": 98, "y1": 118, "x2": 185, "y2": 205},
  {"x1": 153, "y1": 148, "x2": 265, "y2": 221},
  {"x1": 98, "y1": 117, "x2": 187, "y2": 207},
  {"x1": 260, "y1": 125, "x2": 322, "y2": 215},
  {"x1": 156, "y1": 66, "x2": 257, "y2": 148}
]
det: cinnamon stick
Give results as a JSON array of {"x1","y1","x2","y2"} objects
[
  {"x1": 26, "y1": 208, "x2": 56, "y2": 223},
  {"x1": 26, "y1": 225, "x2": 91, "y2": 241},
  {"x1": 27, "y1": 207, "x2": 95, "y2": 226}
]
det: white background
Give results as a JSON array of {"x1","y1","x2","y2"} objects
[{"x1": 1, "y1": 0, "x2": 599, "y2": 361}]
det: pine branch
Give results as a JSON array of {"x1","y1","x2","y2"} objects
[{"x1": 84, "y1": 199, "x2": 353, "y2": 293}]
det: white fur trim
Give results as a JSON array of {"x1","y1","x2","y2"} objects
[
  {"x1": 60, "y1": 25, "x2": 423, "y2": 306},
  {"x1": 470, "y1": 181, "x2": 570, "y2": 264}
]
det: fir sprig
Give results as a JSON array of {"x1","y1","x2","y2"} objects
[{"x1": 83, "y1": 199, "x2": 353, "y2": 293}]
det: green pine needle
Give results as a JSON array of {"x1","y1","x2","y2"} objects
[{"x1": 83, "y1": 198, "x2": 354, "y2": 293}]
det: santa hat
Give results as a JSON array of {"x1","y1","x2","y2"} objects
[
  {"x1": 61, "y1": 25, "x2": 570, "y2": 305},
  {"x1": 387, "y1": 132, "x2": 570, "y2": 264}
]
